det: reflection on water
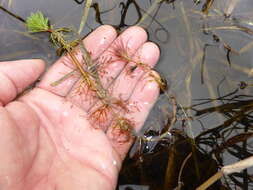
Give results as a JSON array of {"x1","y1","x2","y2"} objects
[{"x1": 1, "y1": 0, "x2": 253, "y2": 189}]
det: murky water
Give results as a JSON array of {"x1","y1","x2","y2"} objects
[{"x1": 1, "y1": 0, "x2": 253, "y2": 189}]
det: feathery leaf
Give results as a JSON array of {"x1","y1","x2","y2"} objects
[{"x1": 26, "y1": 11, "x2": 49, "y2": 33}]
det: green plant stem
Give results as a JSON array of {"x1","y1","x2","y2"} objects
[{"x1": 78, "y1": 0, "x2": 92, "y2": 34}]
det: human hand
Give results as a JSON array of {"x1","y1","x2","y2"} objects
[{"x1": 0, "y1": 25, "x2": 160, "y2": 190}]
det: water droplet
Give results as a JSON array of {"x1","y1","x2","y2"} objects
[
  {"x1": 143, "y1": 101, "x2": 150, "y2": 105},
  {"x1": 62, "y1": 111, "x2": 69, "y2": 117},
  {"x1": 112, "y1": 160, "x2": 117, "y2": 166}
]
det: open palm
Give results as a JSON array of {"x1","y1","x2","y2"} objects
[{"x1": 0, "y1": 25, "x2": 160, "y2": 190}]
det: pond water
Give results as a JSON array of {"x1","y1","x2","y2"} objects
[{"x1": 1, "y1": 0, "x2": 253, "y2": 189}]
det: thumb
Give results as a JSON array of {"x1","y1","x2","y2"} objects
[{"x1": 0, "y1": 59, "x2": 45, "y2": 106}]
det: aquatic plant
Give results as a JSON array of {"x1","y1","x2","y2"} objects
[
  {"x1": 25, "y1": 11, "x2": 132, "y2": 135},
  {"x1": 24, "y1": 11, "x2": 169, "y2": 143},
  {"x1": 26, "y1": 11, "x2": 49, "y2": 33}
]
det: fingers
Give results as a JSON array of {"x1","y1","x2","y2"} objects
[
  {"x1": 111, "y1": 42, "x2": 160, "y2": 100},
  {"x1": 86, "y1": 41, "x2": 160, "y2": 131},
  {"x1": 106, "y1": 71, "x2": 160, "y2": 159},
  {"x1": 0, "y1": 59, "x2": 45, "y2": 106},
  {"x1": 99, "y1": 26, "x2": 148, "y2": 87},
  {"x1": 127, "y1": 71, "x2": 160, "y2": 131},
  {"x1": 67, "y1": 26, "x2": 148, "y2": 111},
  {"x1": 38, "y1": 25, "x2": 117, "y2": 96}
]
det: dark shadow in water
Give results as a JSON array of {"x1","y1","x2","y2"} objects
[{"x1": 118, "y1": 83, "x2": 253, "y2": 189}]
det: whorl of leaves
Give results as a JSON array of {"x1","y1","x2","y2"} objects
[{"x1": 26, "y1": 11, "x2": 50, "y2": 33}]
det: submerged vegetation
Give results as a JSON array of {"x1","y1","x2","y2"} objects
[{"x1": 1, "y1": 0, "x2": 253, "y2": 189}]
